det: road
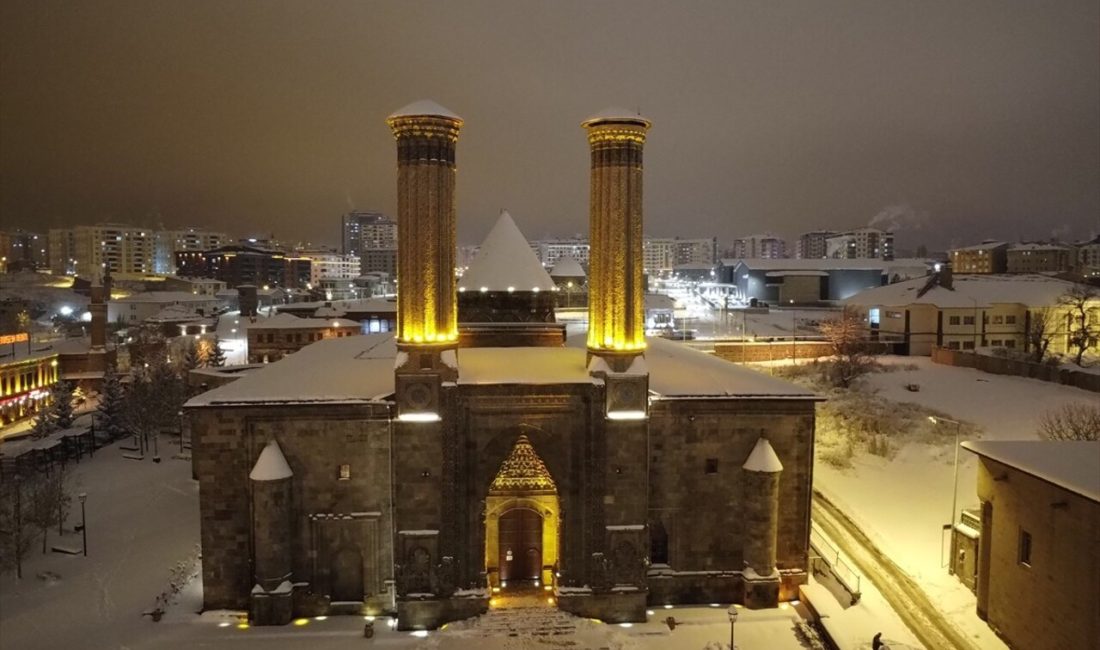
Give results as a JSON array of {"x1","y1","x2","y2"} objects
[{"x1": 812, "y1": 490, "x2": 980, "y2": 650}]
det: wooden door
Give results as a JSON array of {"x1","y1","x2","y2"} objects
[{"x1": 498, "y1": 508, "x2": 543, "y2": 583}]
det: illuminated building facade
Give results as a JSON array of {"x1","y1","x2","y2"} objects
[
  {"x1": 0, "y1": 338, "x2": 59, "y2": 425},
  {"x1": 188, "y1": 102, "x2": 819, "y2": 630}
]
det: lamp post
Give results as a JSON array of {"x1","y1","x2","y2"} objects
[
  {"x1": 78, "y1": 492, "x2": 87, "y2": 556},
  {"x1": 929, "y1": 415, "x2": 962, "y2": 572},
  {"x1": 727, "y1": 605, "x2": 738, "y2": 649},
  {"x1": 178, "y1": 410, "x2": 185, "y2": 453}
]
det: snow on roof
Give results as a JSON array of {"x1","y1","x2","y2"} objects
[
  {"x1": 843, "y1": 273, "x2": 1091, "y2": 309},
  {"x1": 247, "y1": 312, "x2": 358, "y2": 329},
  {"x1": 722, "y1": 258, "x2": 933, "y2": 272},
  {"x1": 550, "y1": 256, "x2": 586, "y2": 278},
  {"x1": 458, "y1": 211, "x2": 556, "y2": 292},
  {"x1": 249, "y1": 441, "x2": 293, "y2": 481},
  {"x1": 952, "y1": 241, "x2": 1007, "y2": 251},
  {"x1": 743, "y1": 438, "x2": 784, "y2": 473},
  {"x1": 1008, "y1": 242, "x2": 1069, "y2": 252},
  {"x1": 277, "y1": 298, "x2": 397, "y2": 313},
  {"x1": 962, "y1": 440, "x2": 1100, "y2": 503},
  {"x1": 111, "y1": 291, "x2": 221, "y2": 304},
  {"x1": 147, "y1": 304, "x2": 207, "y2": 323},
  {"x1": 765, "y1": 270, "x2": 829, "y2": 277},
  {"x1": 582, "y1": 107, "x2": 650, "y2": 127},
  {"x1": 457, "y1": 347, "x2": 592, "y2": 385},
  {"x1": 388, "y1": 100, "x2": 462, "y2": 121},
  {"x1": 645, "y1": 293, "x2": 677, "y2": 310},
  {"x1": 185, "y1": 333, "x2": 397, "y2": 407}
]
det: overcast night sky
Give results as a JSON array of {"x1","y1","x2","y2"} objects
[{"x1": 2, "y1": 0, "x2": 1098, "y2": 251}]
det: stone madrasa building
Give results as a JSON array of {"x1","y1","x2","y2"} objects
[{"x1": 185, "y1": 101, "x2": 821, "y2": 628}]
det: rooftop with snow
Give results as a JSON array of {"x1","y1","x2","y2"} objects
[
  {"x1": 962, "y1": 440, "x2": 1100, "y2": 503},
  {"x1": 843, "y1": 273, "x2": 1093, "y2": 308}
]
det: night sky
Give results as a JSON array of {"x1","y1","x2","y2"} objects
[{"x1": 2, "y1": 1, "x2": 1097, "y2": 250}]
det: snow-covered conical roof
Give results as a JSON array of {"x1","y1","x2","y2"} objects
[
  {"x1": 550, "y1": 255, "x2": 586, "y2": 279},
  {"x1": 742, "y1": 438, "x2": 783, "y2": 473},
  {"x1": 582, "y1": 107, "x2": 650, "y2": 128},
  {"x1": 250, "y1": 441, "x2": 293, "y2": 481},
  {"x1": 388, "y1": 100, "x2": 462, "y2": 121},
  {"x1": 459, "y1": 210, "x2": 556, "y2": 292}
]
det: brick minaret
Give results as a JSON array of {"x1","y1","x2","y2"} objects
[{"x1": 582, "y1": 109, "x2": 650, "y2": 370}]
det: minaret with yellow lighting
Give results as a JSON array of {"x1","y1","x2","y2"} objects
[
  {"x1": 582, "y1": 109, "x2": 651, "y2": 368},
  {"x1": 387, "y1": 101, "x2": 462, "y2": 422}
]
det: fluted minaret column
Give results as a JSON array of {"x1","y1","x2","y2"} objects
[
  {"x1": 386, "y1": 101, "x2": 463, "y2": 349},
  {"x1": 742, "y1": 437, "x2": 783, "y2": 609},
  {"x1": 582, "y1": 109, "x2": 650, "y2": 367}
]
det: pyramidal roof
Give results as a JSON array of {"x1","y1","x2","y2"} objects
[
  {"x1": 250, "y1": 441, "x2": 293, "y2": 481},
  {"x1": 550, "y1": 255, "x2": 586, "y2": 278},
  {"x1": 388, "y1": 100, "x2": 462, "y2": 121},
  {"x1": 459, "y1": 210, "x2": 556, "y2": 292},
  {"x1": 490, "y1": 435, "x2": 557, "y2": 494}
]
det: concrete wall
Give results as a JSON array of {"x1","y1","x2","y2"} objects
[{"x1": 974, "y1": 457, "x2": 1100, "y2": 650}]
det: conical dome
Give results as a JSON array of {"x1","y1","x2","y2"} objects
[
  {"x1": 459, "y1": 210, "x2": 556, "y2": 292},
  {"x1": 489, "y1": 435, "x2": 556, "y2": 494}
]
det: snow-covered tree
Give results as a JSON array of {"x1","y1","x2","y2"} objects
[
  {"x1": 209, "y1": 337, "x2": 227, "y2": 367},
  {"x1": 818, "y1": 306, "x2": 876, "y2": 388},
  {"x1": 181, "y1": 339, "x2": 202, "y2": 371},
  {"x1": 124, "y1": 361, "x2": 186, "y2": 451},
  {"x1": 1025, "y1": 308, "x2": 1057, "y2": 364},
  {"x1": 30, "y1": 406, "x2": 55, "y2": 439},
  {"x1": 50, "y1": 381, "x2": 75, "y2": 430},
  {"x1": 96, "y1": 365, "x2": 127, "y2": 441},
  {"x1": 0, "y1": 478, "x2": 36, "y2": 578},
  {"x1": 26, "y1": 469, "x2": 69, "y2": 554},
  {"x1": 1058, "y1": 284, "x2": 1099, "y2": 366}
]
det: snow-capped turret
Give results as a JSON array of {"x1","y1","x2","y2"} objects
[
  {"x1": 741, "y1": 437, "x2": 782, "y2": 608},
  {"x1": 250, "y1": 440, "x2": 293, "y2": 624}
]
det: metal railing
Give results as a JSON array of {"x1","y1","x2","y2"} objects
[{"x1": 809, "y1": 521, "x2": 862, "y2": 604}]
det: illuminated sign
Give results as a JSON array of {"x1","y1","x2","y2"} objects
[{"x1": 0, "y1": 333, "x2": 29, "y2": 345}]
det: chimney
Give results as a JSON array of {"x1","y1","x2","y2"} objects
[
  {"x1": 939, "y1": 263, "x2": 953, "y2": 290},
  {"x1": 89, "y1": 283, "x2": 107, "y2": 349},
  {"x1": 582, "y1": 109, "x2": 651, "y2": 368}
]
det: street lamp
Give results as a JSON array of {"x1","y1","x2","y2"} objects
[
  {"x1": 727, "y1": 605, "x2": 738, "y2": 649},
  {"x1": 78, "y1": 493, "x2": 87, "y2": 556},
  {"x1": 929, "y1": 415, "x2": 962, "y2": 573}
]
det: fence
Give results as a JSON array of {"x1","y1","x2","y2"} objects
[
  {"x1": 931, "y1": 347, "x2": 1100, "y2": 393},
  {"x1": 809, "y1": 522, "x2": 862, "y2": 605}
]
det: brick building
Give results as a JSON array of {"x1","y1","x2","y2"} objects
[
  {"x1": 185, "y1": 102, "x2": 820, "y2": 630},
  {"x1": 246, "y1": 313, "x2": 361, "y2": 363}
]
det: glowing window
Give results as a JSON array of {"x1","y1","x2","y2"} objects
[{"x1": 339, "y1": 464, "x2": 351, "y2": 480}]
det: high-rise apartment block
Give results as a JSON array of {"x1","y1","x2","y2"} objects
[
  {"x1": 342, "y1": 211, "x2": 397, "y2": 276},
  {"x1": 795, "y1": 230, "x2": 837, "y2": 259},
  {"x1": 155, "y1": 229, "x2": 229, "y2": 274},
  {"x1": 46, "y1": 224, "x2": 156, "y2": 278},
  {"x1": 533, "y1": 238, "x2": 591, "y2": 268},
  {"x1": 950, "y1": 241, "x2": 1009, "y2": 274},
  {"x1": 3, "y1": 229, "x2": 47, "y2": 271},
  {"x1": 297, "y1": 251, "x2": 361, "y2": 285},
  {"x1": 643, "y1": 237, "x2": 717, "y2": 273},
  {"x1": 730, "y1": 234, "x2": 787, "y2": 259},
  {"x1": 824, "y1": 227, "x2": 893, "y2": 260}
]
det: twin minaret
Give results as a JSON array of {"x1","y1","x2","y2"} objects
[{"x1": 386, "y1": 101, "x2": 649, "y2": 371}]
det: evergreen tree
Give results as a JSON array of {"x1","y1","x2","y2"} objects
[
  {"x1": 30, "y1": 407, "x2": 55, "y2": 439},
  {"x1": 96, "y1": 365, "x2": 127, "y2": 441},
  {"x1": 181, "y1": 339, "x2": 202, "y2": 371},
  {"x1": 50, "y1": 381, "x2": 75, "y2": 430},
  {"x1": 209, "y1": 337, "x2": 227, "y2": 367}
]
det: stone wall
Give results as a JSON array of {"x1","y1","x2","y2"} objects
[
  {"x1": 974, "y1": 457, "x2": 1100, "y2": 650},
  {"x1": 188, "y1": 402, "x2": 396, "y2": 613},
  {"x1": 714, "y1": 341, "x2": 833, "y2": 363},
  {"x1": 647, "y1": 398, "x2": 815, "y2": 603}
]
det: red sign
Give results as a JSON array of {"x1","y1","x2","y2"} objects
[{"x1": 0, "y1": 333, "x2": 29, "y2": 345}]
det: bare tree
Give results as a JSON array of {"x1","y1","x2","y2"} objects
[
  {"x1": 27, "y1": 470, "x2": 69, "y2": 554},
  {"x1": 0, "y1": 477, "x2": 36, "y2": 578},
  {"x1": 1058, "y1": 284, "x2": 1099, "y2": 366},
  {"x1": 1037, "y1": 402, "x2": 1100, "y2": 441},
  {"x1": 818, "y1": 306, "x2": 877, "y2": 388},
  {"x1": 1025, "y1": 308, "x2": 1058, "y2": 364}
]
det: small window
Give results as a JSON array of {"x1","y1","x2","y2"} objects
[
  {"x1": 948, "y1": 316, "x2": 960, "y2": 325},
  {"x1": 1005, "y1": 339, "x2": 1016, "y2": 349},
  {"x1": 338, "y1": 464, "x2": 351, "y2": 480},
  {"x1": 948, "y1": 341, "x2": 961, "y2": 350},
  {"x1": 990, "y1": 340, "x2": 1002, "y2": 347},
  {"x1": 992, "y1": 315, "x2": 1004, "y2": 324},
  {"x1": 1018, "y1": 529, "x2": 1032, "y2": 566},
  {"x1": 963, "y1": 316, "x2": 975, "y2": 325},
  {"x1": 963, "y1": 341, "x2": 975, "y2": 350},
  {"x1": 704, "y1": 458, "x2": 718, "y2": 474},
  {"x1": 1005, "y1": 315, "x2": 1017, "y2": 325}
]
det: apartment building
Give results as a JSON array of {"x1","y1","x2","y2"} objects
[
  {"x1": 729, "y1": 233, "x2": 787, "y2": 259},
  {"x1": 1005, "y1": 243, "x2": 1072, "y2": 274},
  {"x1": 950, "y1": 241, "x2": 1009, "y2": 274}
]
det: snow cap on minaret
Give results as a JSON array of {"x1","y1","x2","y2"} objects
[
  {"x1": 742, "y1": 438, "x2": 783, "y2": 473},
  {"x1": 459, "y1": 210, "x2": 556, "y2": 292},
  {"x1": 388, "y1": 100, "x2": 462, "y2": 122},
  {"x1": 250, "y1": 441, "x2": 293, "y2": 481},
  {"x1": 581, "y1": 107, "x2": 650, "y2": 128}
]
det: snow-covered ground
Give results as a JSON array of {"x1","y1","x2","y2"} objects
[{"x1": 813, "y1": 356, "x2": 1098, "y2": 650}]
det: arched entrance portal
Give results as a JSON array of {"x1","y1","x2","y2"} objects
[{"x1": 485, "y1": 435, "x2": 559, "y2": 593}]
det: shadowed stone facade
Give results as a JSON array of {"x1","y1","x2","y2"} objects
[{"x1": 185, "y1": 101, "x2": 820, "y2": 629}]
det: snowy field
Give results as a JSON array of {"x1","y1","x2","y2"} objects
[{"x1": 812, "y1": 355, "x2": 1098, "y2": 650}]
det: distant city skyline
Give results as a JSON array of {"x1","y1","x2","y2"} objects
[{"x1": 2, "y1": 1, "x2": 1097, "y2": 250}]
